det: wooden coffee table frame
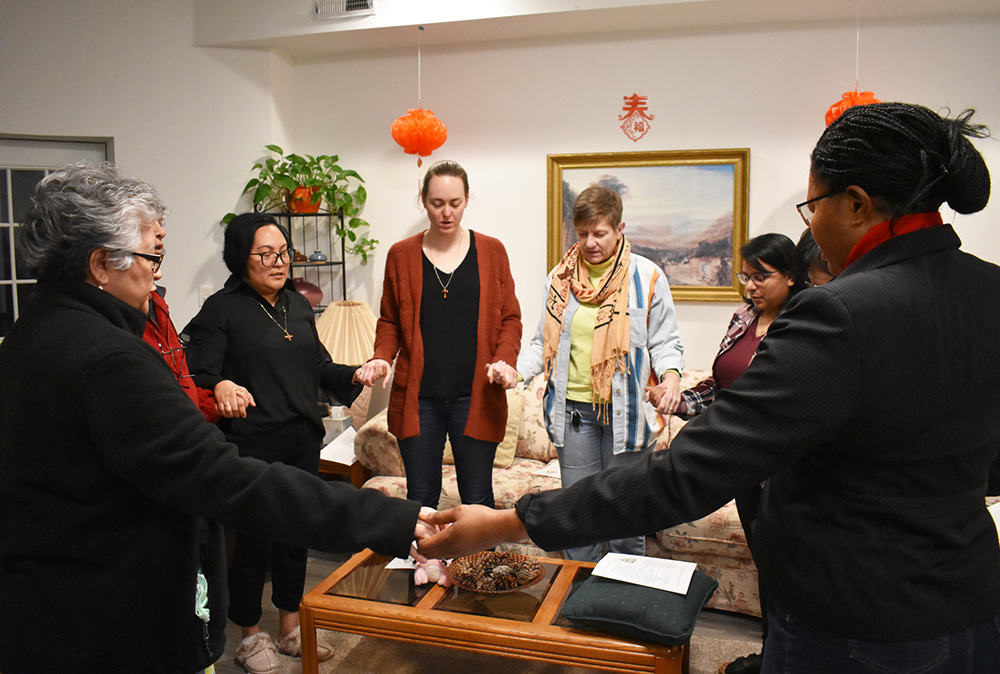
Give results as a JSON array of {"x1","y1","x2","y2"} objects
[{"x1": 300, "y1": 548, "x2": 688, "y2": 674}]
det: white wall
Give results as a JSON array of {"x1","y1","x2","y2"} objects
[
  {"x1": 0, "y1": 0, "x2": 281, "y2": 327},
  {"x1": 2, "y1": 1, "x2": 998, "y2": 366},
  {"x1": 293, "y1": 18, "x2": 1000, "y2": 366}
]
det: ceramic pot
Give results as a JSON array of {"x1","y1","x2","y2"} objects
[
  {"x1": 288, "y1": 186, "x2": 322, "y2": 214},
  {"x1": 293, "y1": 277, "x2": 323, "y2": 307},
  {"x1": 308, "y1": 250, "x2": 328, "y2": 262}
]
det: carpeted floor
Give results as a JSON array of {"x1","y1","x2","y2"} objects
[{"x1": 225, "y1": 628, "x2": 759, "y2": 674}]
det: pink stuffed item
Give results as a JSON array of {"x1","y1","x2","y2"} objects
[{"x1": 414, "y1": 559, "x2": 452, "y2": 587}]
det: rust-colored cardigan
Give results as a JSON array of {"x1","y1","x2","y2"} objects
[{"x1": 372, "y1": 231, "x2": 522, "y2": 442}]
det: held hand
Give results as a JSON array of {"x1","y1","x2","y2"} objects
[
  {"x1": 411, "y1": 507, "x2": 440, "y2": 564},
  {"x1": 644, "y1": 372, "x2": 681, "y2": 415},
  {"x1": 356, "y1": 359, "x2": 392, "y2": 388},
  {"x1": 417, "y1": 506, "x2": 528, "y2": 559},
  {"x1": 214, "y1": 380, "x2": 255, "y2": 418},
  {"x1": 486, "y1": 360, "x2": 518, "y2": 389}
]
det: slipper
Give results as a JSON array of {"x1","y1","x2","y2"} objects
[
  {"x1": 278, "y1": 626, "x2": 335, "y2": 662},
  {"x1": 234, "y1": 632, "x2": 280, "y2": 674}
]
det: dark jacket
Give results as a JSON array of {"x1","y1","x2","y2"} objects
[
  {"x1": 0, "y1": 280, "x2": 421, "y2": 674},
  {"x1": 517, "y1": 224, "x2": 1000, "y2": 641}
]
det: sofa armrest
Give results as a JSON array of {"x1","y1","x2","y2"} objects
[{"x1": 354, "y1": 409, "x2": 406, "y2": 477}]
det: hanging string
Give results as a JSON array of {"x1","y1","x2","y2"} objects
[
  {"x1": 854, "y1": 0, "x2": 860, "y2": 92},
  {"x1": 417, "y1": 25, "x2": 424, "y2": 107}
]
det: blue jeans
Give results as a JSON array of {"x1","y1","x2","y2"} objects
[
  {"x1": 763, "y1": 598, "x2": 1000, "y2": 674},
  {"x1": 398, "y1": 396, "x2": 497, "y2": 509},
  {"x1": 557, "y1": 399, "x2": 650, "y2": 562}
]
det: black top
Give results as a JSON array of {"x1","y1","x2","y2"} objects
[
  {"x1": 0, "y1": 279, "x2": 420, "y2": 674},
  {"x1": 184, "y1": 275, "x2": 362, "y2": 441},
  {"x1": 419, "y1": 231, "x2": 480, "y2": 397},
  {"x1": 517, "y1": 224, "x2": 1000, "y2": 642}
]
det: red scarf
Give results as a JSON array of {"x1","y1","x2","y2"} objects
[{"x1": 845, "y1": 212, "x2": 944, "y2": 268}]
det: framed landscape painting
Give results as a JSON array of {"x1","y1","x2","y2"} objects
[{"x1": 547, "y1": 149, "x2": 750, "y2": 301}]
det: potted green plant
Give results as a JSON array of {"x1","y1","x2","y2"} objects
[{"x1": 223, "y1": 145, "x2": 377, "y2": 262}]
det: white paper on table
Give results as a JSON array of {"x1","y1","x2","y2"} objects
[
  {"x1": 319, "y1": 425, "x2": 357, "y2": 465},
  {"x1": 386, "y1": 557, "x2": 416, "y2": 570},
  {"x1": 989, "y1": 501, "x2": 1000, "y2": 537},
  {"x1": 532, "y1": 459, "x2": 561, "y2": 477},
  {"x1": 592, "y1": 553, "x2": 697, "y2": 595}
]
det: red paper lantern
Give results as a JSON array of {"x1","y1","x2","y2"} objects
[
  {"x1": 825, "y1": 90, "x2": 881, "y2": 126},
  {"x1": 391, "y1": 107, "x2": 448, "y2": 162}
]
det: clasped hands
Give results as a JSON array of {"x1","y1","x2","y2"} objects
[
  {"x1": 213, "y1": 379, "x2": 255, "y2": 418},
  {"x1": 411, "y1": 505, "x2": 528, "y2": 561},
  {"x1": 644, "y1": 370, "x2": 682, "y2": 415},
  {"x1": 356, "y1": 358, "x2": 517, "y2": 390}
]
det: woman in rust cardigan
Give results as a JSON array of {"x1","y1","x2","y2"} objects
[{"x1": 357, "y1": 160, "x2": 522, "y2": 508}]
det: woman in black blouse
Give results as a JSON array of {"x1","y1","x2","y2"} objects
[{"x1": 185, "y1": 213, "x2": 361, "y2": 672}]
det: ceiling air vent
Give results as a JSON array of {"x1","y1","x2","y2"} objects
[{"x1": 314, "y1": 0, "x2": 375, "y2": 20}]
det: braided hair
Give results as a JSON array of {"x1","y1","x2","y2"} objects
[{"x1": 811, "y1": 103, "x2": 991, "y2": 219}]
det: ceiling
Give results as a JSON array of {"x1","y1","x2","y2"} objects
[{"x1": 206, "y1": 0, "x2": 1000, "y2": 59}]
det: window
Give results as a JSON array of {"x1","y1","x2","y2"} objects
[{"x1": 0, "y1": 135, "x2": 112, "y2": 339}]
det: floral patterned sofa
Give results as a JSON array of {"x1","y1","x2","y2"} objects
[{"x1": 355, "y1": 371, "x2": 761, "y2": 617}]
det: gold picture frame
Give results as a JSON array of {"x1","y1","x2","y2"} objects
[{"x1": 547, "y1": 149, "x2": 750, "y2": 302}]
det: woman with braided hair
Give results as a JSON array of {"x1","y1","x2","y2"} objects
[{"x1": 421, "y1": 103, "x2": 1000, "y2": 673}]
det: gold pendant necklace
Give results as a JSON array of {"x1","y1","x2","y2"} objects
[{"x1": 258, "y1": 302, "x2": 293, "y2": 340}]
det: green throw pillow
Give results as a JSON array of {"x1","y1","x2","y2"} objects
[{"x1": 560, "y1": 571, "x2": 718, "y2": 646}]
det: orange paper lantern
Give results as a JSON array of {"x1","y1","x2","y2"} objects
[
  {"x1": 391, "y1": 107, "x2": 448, "y2": 161},
  {"x1": 825, "y1": 90, "x2": 881, "y2": 126}
]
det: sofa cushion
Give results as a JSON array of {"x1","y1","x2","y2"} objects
[
  {"x1": 443, "y1": 387, "x2": 523, "y2": 469},
  {"x1": 362, "y1": 455, "x2": 547, "y2": 510},
  {"x1": 654, "y1": 500, "x2": 753, "y2": 560},
  {"x1": 517, "y1": 375, "x2": 559, "y2": 462}
]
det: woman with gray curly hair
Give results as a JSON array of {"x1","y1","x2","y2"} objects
[{"x1": 0, "y1": 161, "x2": 431, "y2": 674}]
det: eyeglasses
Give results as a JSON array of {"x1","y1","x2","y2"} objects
[
  {"x1": 796, "y1": 190, "x2": 841, "y2": 227},
  {"x1": 737, "y1": 270, "x2": 778, "y2": 286},
  {"x1": 250, "y1": 249, "x2": 295, "y2": 267},
  {"x1": 132, "y1": 251, "x2": 164, "y2": 273}
]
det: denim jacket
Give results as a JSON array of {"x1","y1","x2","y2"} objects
[{"x1": 518, "y1": 254, "x2": 684, "y2": 454}]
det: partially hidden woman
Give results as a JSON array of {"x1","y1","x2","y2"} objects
[
  {"x1": 421, "y1": 103, "x2": 1000, "y2": 674},
  {"x1": 355, "y1": 160, "x2": 522, "y2": 509},
  {"x1": 183, "y1": 212, "x2": 368, "y2": 671},
  {"x1": 673, "y1": 233, "x2": 807, "y2": 674},
  {"x1": 516, "y1": 185, "x2": 685, "y2": 562},
  {"x1": 0, "y1": 162, "x2": 431, "y2": 674}
]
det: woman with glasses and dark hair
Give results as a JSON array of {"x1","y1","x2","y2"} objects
[
  {"x1": 184, "y1": 212, "x2": 366, "y2": 671},
  {"x1": 676, "y1": 233, "x2": 808, "y2": 418},
  {"x1": 0, "y1": 165, "x2": 430, "y2": 674},
  {"x1": 670, "y1": 232, "x2": 806, "y2": 674},
  {"x1": 421, "y1": 102, "x2": 1000, "y2": 674},
  {"x1": 794, "y1": 228, "x2": 835, "y2": 288}
]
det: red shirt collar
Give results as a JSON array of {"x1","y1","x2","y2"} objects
[{"x1": 844, "y1": 212, "x2": 944, "y2": 268}]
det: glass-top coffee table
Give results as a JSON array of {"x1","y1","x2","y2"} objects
[{"x1": 299, "y1": 548, "x2": 689, "y2": 674}]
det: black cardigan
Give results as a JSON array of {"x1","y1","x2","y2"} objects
[
  {"x1": 517, "y1": 224, "x2": 1000, "y2": 641},
  {"x1": 0, "y1": 280, "x2": 420, "y2": 674}
]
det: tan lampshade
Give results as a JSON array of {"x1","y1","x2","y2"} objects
[{"x1": 315, "y1": 300, "x2": 377, "y2": 366}]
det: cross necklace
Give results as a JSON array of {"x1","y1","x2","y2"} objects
[
  {"x1": 427, "y1": 230, "x2": 465, "y2": 300},
  {"x1": 258, "y1": 301, "x2": 293, "y2": 340}
]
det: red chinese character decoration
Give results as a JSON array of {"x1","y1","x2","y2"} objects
[
  {"x1": 391, "y1": 107, "x2": 448, "y2": 166},
  {"x1": 825, "y1": 90, "x2": 881, "y2": 126},
  {"x1": 619, "y1": 94, "x2": 654, "y2": 142}
]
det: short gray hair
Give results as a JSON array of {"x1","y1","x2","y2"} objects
[{"x1": 20, "y1": 161, "x2": 168, "y2": 281}]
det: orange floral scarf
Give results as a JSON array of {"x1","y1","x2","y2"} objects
[{"x1": 543, "y1": 236, "x2": 631, "y2": 413}]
